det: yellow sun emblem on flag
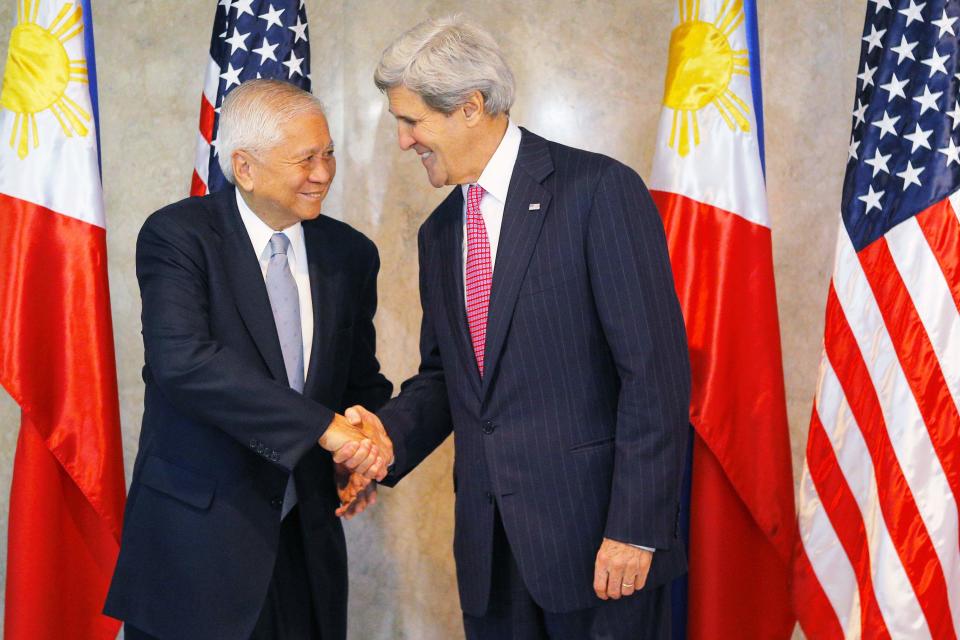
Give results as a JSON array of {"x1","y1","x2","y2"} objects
[
  {"x1": 663, "y1": 0, "x2": 752, "y2": 157},
  {"x1": 1, "y1": 0, "x2": 91, "y2": 159}
]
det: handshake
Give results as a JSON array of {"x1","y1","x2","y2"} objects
[{"x1": 317, "y1": 405, "x2": 390, "y2": 520}]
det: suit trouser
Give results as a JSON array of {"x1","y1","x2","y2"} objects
[
  {"x1": 463, "y1": 508, "x2": 671, "y2": 640},
  {"x1": 124, "y1": 506, "x2": 322, "y2": 640}
]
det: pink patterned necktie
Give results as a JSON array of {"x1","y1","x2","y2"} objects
[{"x1": 465, "y1": 184, "x2": 491, "y2": 377}]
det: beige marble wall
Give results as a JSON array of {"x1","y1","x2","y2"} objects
[{"x1": 0, "y1": 1, "x2": 866, "y2": 638}]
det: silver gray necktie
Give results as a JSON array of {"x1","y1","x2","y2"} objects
[{"x1": 265, "y1": 232, "x2": 303, "y2": 518}]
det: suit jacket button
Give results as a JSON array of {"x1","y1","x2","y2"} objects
[
  {"x1": 270, "y1": 497, "x2": 283, "y2": 510},
  {"x1": 486, "y1": 492, "x2": 494, "y2": 504},
  {"x1": 482, "y1": 421, "x2": 495, "y2": 435}
]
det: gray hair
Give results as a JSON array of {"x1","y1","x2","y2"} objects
[
  {"x1": 373, "y1": 15, "x2": 515, "y2": 115},
  {"x1": 217, "y1": 79, "x2": 326, "y2": 183}
]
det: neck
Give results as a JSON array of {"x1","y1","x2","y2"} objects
[
  {"x1": 459, "y1": 115, "x2": 510, "y2": 185},
  {"x1": 237, "y1": 188, "x2": 295, "y2": 231}
]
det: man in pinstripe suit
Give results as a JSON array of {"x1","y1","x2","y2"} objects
[{"x1": 353, "y1": 15, "x2": 691, "y2": 639}]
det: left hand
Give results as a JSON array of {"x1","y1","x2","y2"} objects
[
  {"x1": 334, "y1": 463, "x2": 378, "y2": 520},
  {"x1": 593, "y1": 537, "x2": 653, "y2": 600}
]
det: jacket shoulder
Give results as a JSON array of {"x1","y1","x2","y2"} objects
[
  {"x1": 541, "y1": 135, "x2": 639, "y2": 185},
  {"x1": 140, "y1": 192, "x2": 223, "y2": 240},
  {"x1": 418, "y1": 187, "x2": 461, "y2": 241},
  {"x1": 309, "y1": 214, "x2": 379, "y2": 263}
]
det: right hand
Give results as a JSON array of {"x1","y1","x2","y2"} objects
[
  {"x1": 318, "y1": 413, "x2": 387, "y2": 480},
  {"x1": 344, "y1": 405, "x2": 394, "y2": 468}
]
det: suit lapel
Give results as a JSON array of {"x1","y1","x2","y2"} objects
[
  {"x1": 481, "y1": 130, "x2": 554, "y2": 401},
  {"x1": 436, "y1": 189, "x2": 483, "y2": 399},
  {"x1": 302, "y1": 220, "x2": 339, "y2": 397},
  {"x1": 217, "y1": 187, "x2": 289, "y2": 385}
]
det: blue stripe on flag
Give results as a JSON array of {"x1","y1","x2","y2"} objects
[
  {"x1": 744, "y1": 0, "x2": 765, "y2": 176},
  {"x1": 80, "y1": 0, "x2": 101, "y2": 175}
]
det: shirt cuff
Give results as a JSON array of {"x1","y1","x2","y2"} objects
[{"x1": 630, "y1": 544, "x2": 655, "y2": 553}]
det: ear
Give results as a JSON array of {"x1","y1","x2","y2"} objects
[
  {"x1": 232, "y1": 150, "x2": 255, "y2": 192},
  {"x1": 461, "y1": 90, "x2": 485, "y2": 128}
]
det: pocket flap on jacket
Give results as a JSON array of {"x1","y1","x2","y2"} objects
[
  {"x1": 140, "y1": 455, "x2": 215, "y2": 510},
  {"x1": 568, "y1": 435, "x2": 616, "y2": 453}
]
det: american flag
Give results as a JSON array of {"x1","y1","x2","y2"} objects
[
  {"x1": 191, "y1": 0, "x2": 311, "y2": 196},
  {"x1": 793, "y1": 1, "x2": 960, "y2": 638}
]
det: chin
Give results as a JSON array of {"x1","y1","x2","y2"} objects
[{"x1": 295, "y1": 205, "x2": 324, "y2": 221}]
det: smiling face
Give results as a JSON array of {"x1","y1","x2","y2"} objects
[
  {"x1": 386, "y1": 85, "x2": 478, "y2": 188},
  {"x1": 233, "y1": 109, "x2": 336, "y2": 230}
]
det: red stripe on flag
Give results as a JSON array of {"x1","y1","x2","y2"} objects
[
  {"x1": 652, "y1": 190, "x2": 795, "y2": 639},
  {"x1": 190, "y1": 170, "x2": 207, "y2": 197},
  {"x1": 824, "y1": 285, "x2": 956, "y2": 637},
  {"x1": 803, "y1": 408, "x2": 890, "y2": 639},
  {"x1": 198, "y1": 93, "x2": 215, "y2": 144},
  {"x1": 687, "y1": 434, "x2": 794, "y2": 639},
  {"x1": 652, "y1": 190, "x2": 795, "y2": 562},
  {"x1": 917, "y1": 199, "x2": 960, "y2": 315},
  {"x1": 792, "y1": 545, "x2": 847, "y2": 640},
  {"x1": 6, "y1": 416, "x2": 121, "y2": 639},
  {"x1": 0, "y1": 194, "x2": 125, "y2": 639},
  {"x1": 857, "y1": 237, "x2": 960, "y2": 509}
]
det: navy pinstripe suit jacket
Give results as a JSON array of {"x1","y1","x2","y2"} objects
[{"x1": 380, "y1": 129, "x2": 691, "y2": 616}]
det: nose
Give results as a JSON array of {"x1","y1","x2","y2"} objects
[
  {"x1": 310, "y1": 157, "x2": 334, "y2": 184},
  {"x1": 397, "y1": 123, "x2": 416, "y2": 151}
]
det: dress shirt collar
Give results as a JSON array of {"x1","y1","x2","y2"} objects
[
  {"x1": 235, "y1": 188, "x2": 306, "y2": 269},
  {"x1": 460, "y1": 119, "x2": 521, "y2": 203}
]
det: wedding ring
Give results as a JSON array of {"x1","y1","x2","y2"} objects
[{"x1": 622, "y1": 582, "x2": 634, "y2": 588}]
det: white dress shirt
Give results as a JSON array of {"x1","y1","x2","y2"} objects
[
  {"x1": 236, "y1": 189, "x2": 314, "y2": 378},
  {"x1": 461, "y1": 119, "x2": 522, "y2": 303}
]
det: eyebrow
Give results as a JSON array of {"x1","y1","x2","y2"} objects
[
  {"x1": 290, "y1": 142, "x2": 334, "y2": 158},
  {"x1": 388, "y1": 108, "x2": 415, "y2": 120}
]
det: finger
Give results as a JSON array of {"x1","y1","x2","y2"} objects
[
  {"x1": 352, "y1": 449, "x2": 380, "y2": 476},
  {"x1": 605, "y1": 561, "x2": 626, "y2": 600},
  {"x1": 342, "y1": 503, "x2": 360, "y2": 520},
  {"x1": 620, "y1": 569, "x2": 638, "y2": 597},
  {"x1": 345, "y1": 406, "x2": 362, "y2": 425},
  {"x1": 371, "y1": 457, "x2": 387, "y2": 481},
  {"x1": 361, "y1": 456, "x2": 386, "y2": 481},
  {"x1": 635, "y1": 558, "x2": 652, "y2": 591},
  {"x1": 593, "y1": 559, "x2": 609, "y2": 600},
  {"x1": 343, "y1": 440, "x2": 375, "y2": 469},
  {"x1": 331, "y1": 440, "x2": 361, "y2": 464}
]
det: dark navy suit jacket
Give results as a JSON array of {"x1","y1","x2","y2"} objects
[
  {"x1": 104, "y1": 187, "x2": 391, "y2": 639},
  {"x1": 380, "y1": 129, "x2": 691, "y2": 616}
]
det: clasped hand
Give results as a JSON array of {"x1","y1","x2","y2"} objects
[
  {"x1": 318, "y1": 407, "x2": 393, "y2": 480},
  {"x1": 319, "y1": 405, "x2": 392, "y2": 518}
]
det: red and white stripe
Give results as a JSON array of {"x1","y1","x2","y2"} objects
[
  {"x1": 794, "y1": 200, "x2": 960, "y2": 638},
  {"x1": 191, "y1": 55, "x2": 220, "y2": 196}
]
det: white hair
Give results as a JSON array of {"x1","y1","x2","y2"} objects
[
  {"x1": 373, "y1": 15, "x2": 515, "y2": 115},
  {"x1": 216, "y1": 79, "x2": 326, "y2": 183}
]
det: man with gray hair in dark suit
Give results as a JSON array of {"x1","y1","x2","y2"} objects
[
  {"x1": 105, "y1": 79, "x2": 393, "y2": 640},
  {"x1": 350, "y1": 15, "x2": 691, "y2": 640}
]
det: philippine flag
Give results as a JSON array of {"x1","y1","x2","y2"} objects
[
  {"x1": 648, "y1": 1, "x2": 796, "y2": 638},
  {"x1": 0, "y1": 1, "x2": 126, "y2": 638}
]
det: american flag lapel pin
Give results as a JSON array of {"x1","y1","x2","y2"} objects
[{"x1": 528, "y1": 203, "x2": 541, "y2": 211}]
